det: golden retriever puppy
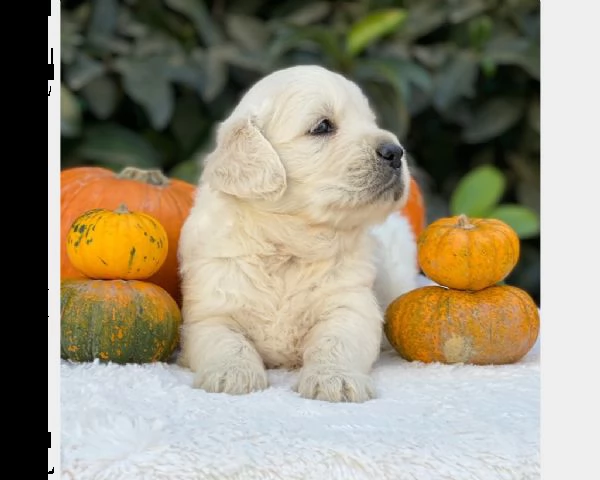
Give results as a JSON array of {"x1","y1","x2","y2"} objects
[{"x1": 178, "y1": 65, "x2": 417, "y2": 403}]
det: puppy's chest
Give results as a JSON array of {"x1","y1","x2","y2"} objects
[
  {"x1": 240, "y1": 255, "x2": 333, "y2": 362},
  {"x1": 258, "y1": 254, "x2": 324, "y2": 313}
]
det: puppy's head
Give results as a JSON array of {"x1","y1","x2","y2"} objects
[{"x1": 202, "y1": 65, "x2": 410, "y2": 228}]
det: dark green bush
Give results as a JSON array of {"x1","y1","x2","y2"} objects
[{"x1": 60, "y1": 0, "x2": 540, "y2": 303}]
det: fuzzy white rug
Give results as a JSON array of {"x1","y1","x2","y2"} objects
[
  {"x1": 60, "y1": 215, "x2": 540, "y2": 480},
  {"x1": 60, "y1": 338, "x2": 539, "y2": 480}
]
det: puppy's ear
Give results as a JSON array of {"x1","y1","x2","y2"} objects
[{"x1": 204, "y1": 118, "x2": 287, "y2": 201}]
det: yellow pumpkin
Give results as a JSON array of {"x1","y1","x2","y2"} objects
[
  {"x1": 66, "y1": 204, "x2": 169, "y2": 280},
  {"x1": 384, "y1": 285, "x2": 540, "y2": 365},
  {"x1": 417, "y1": 214, "x2": 520, "y2": 291}
]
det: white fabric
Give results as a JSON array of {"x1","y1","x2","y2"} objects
[{"x1": 61, "y1": 337, "x2": 539, "y2": 479}]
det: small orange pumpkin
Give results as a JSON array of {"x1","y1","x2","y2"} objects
[
  {"x1": 66, "y1": 204, "x2": 169, "y2": 280},
  {"x1": 400, "y1": 176, "x2": 426, "y2": 240},
  {"x1": 61, "y1": 166, "x2": 197, "y2": 304},
  {"x1": 417, "y1": 214, "x2": 519, "y2": 291},
  {"x1": 384, "y1": 285, "x2": 540, "y2": 365}
]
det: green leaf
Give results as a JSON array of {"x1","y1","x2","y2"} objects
[
  {"x1": 284, "y1": 2, "x2": 332, "y2": 26},
  {"x1": 80, "y1": 75, "x2": 120, "y2": 120},
  {"x1": 448, "y1": 0, "x2": 492, "y2": 24},
  {"x1": 64, "y1": 53, "x2": 105, "y2": 91},
  {"x1": 462, "y1": 97, "x2": 525, "y2": 143},
  {"x1": 164, "y1": 0, "x2": 224, "y2": 46},
  {"x1": 225, "y1": 15, "x2": 269, "y2": 51},
  {"x1": 346, "y1": 9, "x2": 407, "y2": 57},
  {"x1": 361, "y1": 80, "x2": 411, "y2": 141},
  {"x1": 433, "y1": 50, "x2": 478, "y2": 111},
  {"x1": 87, "y1": 0, "x2": 118, "y2": 42},
  {"x1": 75, "y1": 124, "x2": 161, "y2": 169},
  {"x1": 61, "y1": 85, "x2": 82, "y2": 138},
  {"x1": 189, "y1": 48, "x2": 230, "y2": 102},
  {"x1": 168, "y1": 158, "x2": 202, "y2": 185},
  {"x1": 397, "y1": 0, "x2": 447, "y2": 42},
  {"x1": 116, "y1": 57, "x2": 175, "y2": 130},
  {"x1": 354, "y1": 58, "x2": 410, "y2": 102},
  {"x1": 412, "y1": 44, "x2": 452, "y2": 69},
  {"x1": 483, "y1": 36, "x2": 539, "y2": 80},
  {"x1": 268, "y1": 25, "x2": 344, "y2": 65},
  {"x1": 488, "y1": 204, "x2": 540, "y2": 239},
  {"x1": 450, "y1": 164, "x2": 506, "y2": 217},
  {"x1": 354, "y1": 57, "x2": 432, "y2": 108}
]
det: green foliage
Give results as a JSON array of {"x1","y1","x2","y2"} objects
[
  {"x1": 60, "y1": 0, "x2": 540, "y2": 302},
  {"x1": 450, "y1": 164, "x2": 539, "y2": 238}
]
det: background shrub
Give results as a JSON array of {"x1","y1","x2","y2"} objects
[{"x1": 60, "y1": 0, "x2": 540, "y2": 303}]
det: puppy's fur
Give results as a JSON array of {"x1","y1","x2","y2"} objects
[{"x1": 178, "y1": 65, "x2": 418, "y2": 403}]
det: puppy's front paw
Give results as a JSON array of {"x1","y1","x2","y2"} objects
[
  {"x1": 295, "y1": 367, "x2": 375, "y2": 403},
  {"x1": 193, "y1": 360, "x2": 268, "y2": 395}
]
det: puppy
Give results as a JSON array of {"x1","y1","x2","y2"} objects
[{"x1": 178, "y1": 65, "x2": 418, "y2": 403}]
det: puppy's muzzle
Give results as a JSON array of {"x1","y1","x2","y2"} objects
[{"x1": 376, "y1": 143, "x2": 404, "y2": 170}]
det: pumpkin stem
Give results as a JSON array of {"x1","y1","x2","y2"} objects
[
  {"x1": 456, "y1": 214, "x2": 476, "y2": 230},
  {"x1": 117, "y1": 167, "x2": 170, "y2": 187},
  {"x1": 115, "y1": 203, "x2": 130, "y2": 214}
]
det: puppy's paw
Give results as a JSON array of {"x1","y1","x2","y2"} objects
[
  {"x1": 193, "y1": 360, "x2": 268, "y2": 395},
  {"x1": 295, "y1": 367, "x2": 375, "y2": 403}
]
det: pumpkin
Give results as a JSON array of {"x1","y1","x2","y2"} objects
[
  {"x1": 61, "y1": 278, "x2": 182, "y2": 364},
  {"x1": 61, "y1": 166, "x2": 196, "y2": 304},
  {"x1": 417, "y1": 214, "x2": 520, "y2": 291},
  {"x1": 384, "y1": 285, "x2": 539, "y2": 365},
  {"x1": 66, "y1": 204, "x2": 169, "y2": 280},
  {"x1": 400, "y1": 176, "x2": 426, "y2": 240}
]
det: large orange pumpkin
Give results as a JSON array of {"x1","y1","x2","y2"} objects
[
  {"x1": 61, "y1": 166, "x2": 196, "y2": 304},
  {"x1": 384, "y1": 285, "x2": 540, "y2": 365},
  {"x1": 400, "y1": 176, "x2": 426, "y2": 240}
]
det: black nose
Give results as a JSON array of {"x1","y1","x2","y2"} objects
[{"x1": 376, "y1": 143, "x2": 404, "y2": 169}]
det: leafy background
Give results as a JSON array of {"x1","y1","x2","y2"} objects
[{"x1": 60, "y1": 0, "x2": 540, "y2": 304}]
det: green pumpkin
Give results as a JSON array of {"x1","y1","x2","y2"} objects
[{"x1": 61, "y1": 278, "x2": 181, "y2": 364}]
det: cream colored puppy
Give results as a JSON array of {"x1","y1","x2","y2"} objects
[{"x1": 178, "y1": 65, "x2": 418, "y2": 403}]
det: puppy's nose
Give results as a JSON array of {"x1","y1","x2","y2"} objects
[{"x1": 377, "y1": 143, "x2": 404, "y2": 170}]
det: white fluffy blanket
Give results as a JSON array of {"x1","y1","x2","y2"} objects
[
  {"x1": 61, "y1": 336, "x2": 539, "y2": 480},
  {"x1": 60, "y1": 215, "x2": 540, "y2": 479}
]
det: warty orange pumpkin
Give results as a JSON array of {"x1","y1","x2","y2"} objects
[
  {"x1": 384, "y1": 285, "x2": 539, "y2": 365},
  {"x1": 61, "y1": 166, "x2": 197, "y2": 304},
  {"x1": 66, "y1": 204, "x2": 169, "y2": 280},
  {"x1": 61, "y1": 278, "x2": 182, "y2": 364},
  {"x1": 417, "y1": 214, "x2": 519, "y2": 291}
]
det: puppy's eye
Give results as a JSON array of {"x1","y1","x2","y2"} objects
[{"x1": 309, "y1": 119, "x2": 335, "y2": 135}]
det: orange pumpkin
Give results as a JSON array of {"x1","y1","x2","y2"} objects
[
  {"x1": 61, "y1": 166, "x2": 196, "y2": 304},
  {"x1": 417, "y1": 214, "x2": 519, "y2": 291},
  {"x1": 400, "y1": 176, "x2": 426, "y2": 240},
  {"x1": 384, "y1": 285, "x2": 539, "y2": 365}
]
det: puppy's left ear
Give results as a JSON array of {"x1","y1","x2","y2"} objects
[{"x1": 203, "y1": 117, "x2": 287, "y2": 201}]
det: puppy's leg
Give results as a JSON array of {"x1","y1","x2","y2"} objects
[
  {"x1": 181, "y1": 317, "x2": 268, "y2": 395},
  {"x1": 296, "y1": 292, "x2": 382, "y2": 403}
]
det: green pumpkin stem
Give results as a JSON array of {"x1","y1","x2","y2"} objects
[
  {"x1": 115, "y1": 203, "x2": 130, "y2": 214},
  {"x1": 456, "y1": 214, "x2": 476, "y2": 230},
  {"x1": 117, "y1": 167, "x2": 170, "y2": 187}
]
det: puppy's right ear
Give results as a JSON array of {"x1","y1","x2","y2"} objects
[{"x1": 203, "y1": 118, "x2": 287, "y2": 201}]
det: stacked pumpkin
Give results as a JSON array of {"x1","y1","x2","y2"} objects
[
  {"x1": 60, "y1": 167, "x2": 197, "y2": 365},
  {"x1": 384, "y1": 214, "x2": 540, "y2": 365}
]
